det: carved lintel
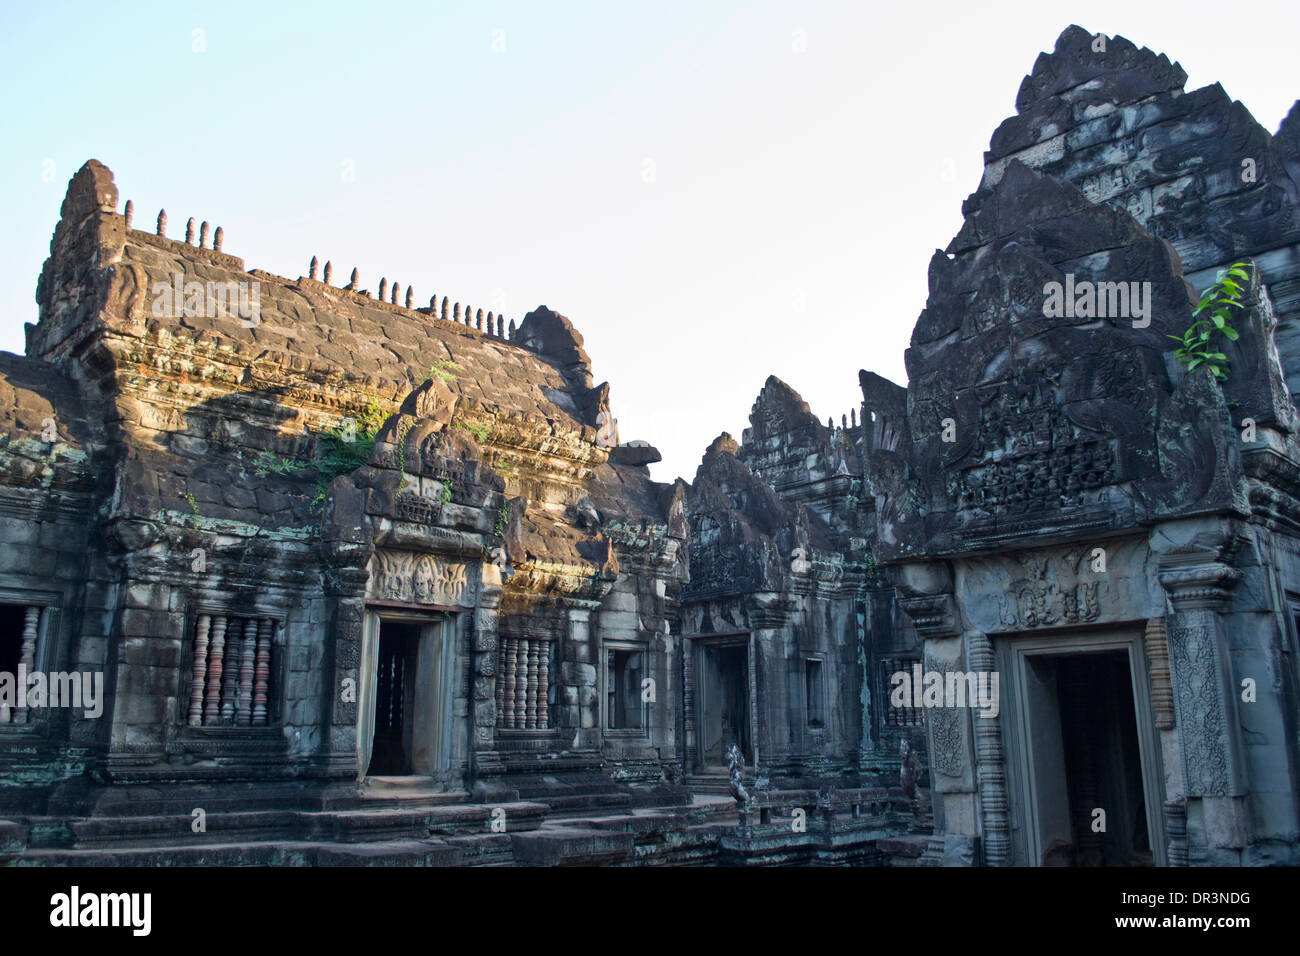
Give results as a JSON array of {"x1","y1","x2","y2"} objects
[
  {"x1": 899, "y1": 593, "x2": 958, "y2": 639},
  {"x1": 1144, "y1": 617, "x2": 1174, "y2": 730},
  {"x1": 368, "y1": 550, "x2": 474, "y2": 606}
]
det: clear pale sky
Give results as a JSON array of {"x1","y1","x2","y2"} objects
[{"x1": 2, "y1": 1, "x2": 1296, "y2": 482}]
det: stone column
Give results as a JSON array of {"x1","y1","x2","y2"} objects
[
  {"x1": 744, "y1": 592, "x2": 795, "y2": 777},
  {"x1": 1157, "y1": 548, "x2": 1248, "y2": 857},
  {"x1": 896, "y1": 562, "x2": 979, "y2": 867},
  {"x1": 966, "y1": 629, "x2": 1009, "y2": 866}
]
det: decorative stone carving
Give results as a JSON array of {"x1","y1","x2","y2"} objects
[
  {"x1": 369, "y1": 550, "x2": 472, "y2": 606},
  {"x1": 997, "y1": 549, "x2": 1102, "y2": 629}
]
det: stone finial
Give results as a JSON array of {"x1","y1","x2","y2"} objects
[
  {"x1": 323, "y1": 260, "x2": 332, "y2": 284},
  {"x1": 475, "y1": 308, "x2": 484, "y2": 331},
  {"x1": 378, "y1": 278, "x2": 387, "y2": 301},
  {"x1": 405, "y1": 287, "x2": 413, "y2": 308},
  {"x1": 429, "y1": 295, "x2": 436, "y2": 310},
  {"x1": 827, "y1": 416, "x2": 834, "y2": 429},
  {"x1": 348, "y1": 268, "x2": 358, "y2": 290},
  {"x1": 508, "y1": 318, "x2": 516, "y2": 340},
  {"x1": 199, "y1": 221, "x2": 209, "y2": 249},
  {"x1": 454, "y1": 302, "x2": 461, "y2": 322},
  {"x1": 124, "y1": 200, "x2": 133, "y2": 229},
  {"x1": 842, "y1": 414, "x2": 847, "y2": 430},
  {"x1": 309, "y1": 256, "x2": 319, "y2": 280},
  {"x1": 185, "y1": 218, "x2": 195, "y2": 244},
  {"x1": 156, "y1": 209, "x2": 166, "y2": 236},
  {"x1": 497, "y1": 315, "x2": 504, "y2": 338},
  {"x1": 213, "y1": 226, "x2": 223, "y2": 252},
  {"x1": 851, "y1": 408, "x2": 857, "y2": 428},
  {"x1": 441, "y1": 299, "x2": 449, "y2": 320},
  {"x1": 391, "y1": 282, "x2": 399, "y2": 304}
]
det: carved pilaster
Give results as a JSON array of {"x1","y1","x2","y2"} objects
[
  {"x1": 968, "y1": 630, "x2": 1009, "y2": 866},
  {"x1": 1144, "y1": 617, "x2": 1174, "y2": 730},
  {"x1": 1158, "y1": 551, "x2": 1245, "y2": 797}
]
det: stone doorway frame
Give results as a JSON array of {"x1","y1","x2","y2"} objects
[
  {"x1": 684, "y1": 631, "x2": 756, "y2": 773},
  {"x1": 357, "y1": 607, "x2": 457, "y2": 787},
  {"x1": 999, "y1": 627, "x2": 1167, "y2": 867}
]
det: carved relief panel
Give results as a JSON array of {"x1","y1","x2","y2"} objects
[{"x1": 368, "y1": 550, "x2": 475, "y2": 607}]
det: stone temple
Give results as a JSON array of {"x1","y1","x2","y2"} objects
[{"x1": 2, "y1": 25, "x2": 1300, "y2": 866}]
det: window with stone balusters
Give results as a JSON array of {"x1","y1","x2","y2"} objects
[
  {"x1": 184, "y1": 612, "x2": 279, "y2": 727},
  {"x1": 882, "y1": 657, "x2": 925, "y2": 728},
  {"x1": 496, "y1": 637, "x2": 554, "y2": 730},
  {"x1": 0, "y1": 601, "x2": 47, "y2": 727}
]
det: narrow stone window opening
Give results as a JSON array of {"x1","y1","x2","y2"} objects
[
  {"x1": 607, "y1": 648, "x2": 643, "y2": 729},
  {"x1": 806, "y1": 658, "x2": 824, "y2": 727}
]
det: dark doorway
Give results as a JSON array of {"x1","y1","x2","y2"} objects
[
  {"x1": 1029, "y1": 650, "x2": 1152, "y2": 866},
  {"x1": 699, "y1": 643, "x2": 751, "y2": 769},
  {"x1": 367, "y1": 621, "x2": 421, "y2": 776}
]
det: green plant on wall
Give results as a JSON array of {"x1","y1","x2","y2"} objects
[
  {"x1": 182, "y1": 491, "x2": 201, "y2": 529},
  {"x1": 429, "y1": 359, "x2": 463, "y2": 386},
  {"x1": 1169, "y1": 262, "x2": 1250, "y2": 382}
]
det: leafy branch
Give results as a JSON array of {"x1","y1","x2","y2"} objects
[{"x1": 1169, "y1": 262, "x2": 1249, "y2": 382}]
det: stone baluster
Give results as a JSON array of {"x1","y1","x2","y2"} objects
[
  {"x1": 378, "y1": 278, "x2": 387, "y2": 302},
  {"x1": 496, "y1": 315, "x2": 504, "y2": 338},
  {"x1": 213, "y1": 226, "x2": 223, "y2": 252},
  {"x1": 502, "y1": 638, "x2": 516, "y2": 728},
  {"x1": 1144, "y1": 617, "x2": 1174, "y2": 729},
  {"x1": 323, "y1": 260, "x2": 332, "y2": 284},
  {"x1": 1165, "y1": 799, "x2": 1188, "y2": 866},
  {"x1": 199, "y1": 221, "x2": 209, "y2": 249},
  {"x1": 968, "y1": 629, "x2": 1010, "y2": 865},
  {"x1": 13, "y1": 606, "x2": 40, "y2": 725},
  {"x1": 391, "y1": 282, "x2": 399, "y2": 305},
  {"x1": 237, "y1": 615, "x2": 257, "y2": 725},
  {"x1": 405, "y1": 287, "x2": 413, "y2": 309},
  {"x1": 124, "y1": 199, "x2": 134, "y2": 229},
  {"x1": 185, "y1": 218, "x2": 195, "y2": 244},
  {"x1": 441, "y1": 299, "x2": 449, "y2": 321},
  {"x1": 203, "y1": 616, "x2": 227, "y2": 725},
  {"x1": 508, "y1": 319, "x2": 516, "y2": 341},
  {"x1": 220, "y1": 618, "x2": 243, "y2": 723},
  {"x1": 309, "y1": 256, "x2": 318, "y2": 280},
  {"x1": 156, "y1": 209, "x2": 166, "y2": 236},
  {"x1": 188, "y1": 613, "x2": 211, "y2": 726},
  {"x1": 475, "y1": 308, "x2": 484, "y2": 331},
  {"x1": 486, "y1": 312, "x2": 495, "y2": 337},
  {"x1": 453, "y1": 302, "x2": 461, "y2": 323},
  {"x1": 537, "y1": 641, "x2": 550, "y2": 729},
  {"x1": 514, "y1": 640, "x2": 529, "y2": 729},
  {"x1": 253, "y1": 618, "x2": 272, "y2": 725},
  {"x1": 525, "y1": 641, "x2": 540, "y2": 728}
]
